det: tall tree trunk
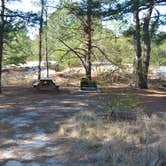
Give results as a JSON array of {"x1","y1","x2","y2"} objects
[
  {"x1": 38, "y1": 0, "x2": 44, "y2": 80},
  {"x1": 0, "y1": 0, "x2": 4, "y2": 93},
  {"x1": 45, "y1": 8, "x2": 49, "y2": 78},
  {"x1": 85, "y1": 0, "x2": 92, "y2": 80},
  {"x1": 142, "y1": 0, "x2": 154, "y2": 89},
  {"x1": 133, "y1": 6, "x2": 145, "y2": 88}
]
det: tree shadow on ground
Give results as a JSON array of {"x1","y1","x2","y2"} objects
[
  {"x1": 0, "y1": 86, "x2": 103, "y2": 165},
  {"x1": 100, "y1": 83, "x2": 166, "y2": 115}
]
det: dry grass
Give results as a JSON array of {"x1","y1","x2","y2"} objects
[
  {"x1": 59, "y1": 111, "x2": 166, "y2": 166},
  {"x1": 2, "y1": 71, "x2": 35, "y2": 86},
  {"x1": 2, "y1": 68, "x2": 166, "y2": 165}
]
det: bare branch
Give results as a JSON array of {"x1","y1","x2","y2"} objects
[
  {"x1": 92, "y1": 45, "x2": 122, "y2": 67},
  {"x1": 59, "y1": 39, "x2": 87, "y2": 70}
]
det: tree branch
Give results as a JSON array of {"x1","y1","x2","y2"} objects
[
  {"x1": 58, "y1": 39, "x2": 87, "y2": 70},
  {"x1": 92, "y1": 45, "x2": 122, "y2": 67}
]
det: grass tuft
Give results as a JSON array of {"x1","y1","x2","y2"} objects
[{"x1": 59, "y1": 111, "x2": 166, "y2": 165}]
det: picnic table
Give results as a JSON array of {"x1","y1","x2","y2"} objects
[{"x1": 33, "y1": 77, "x2": 60, "y2": 91}]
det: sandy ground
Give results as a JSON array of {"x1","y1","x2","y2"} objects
[
  {"x1": 0, "y1": 87, "x2": 103, "y2": 166},
  {"x1": 0, "y1": 83, "x2": 166, "y2": 165}
]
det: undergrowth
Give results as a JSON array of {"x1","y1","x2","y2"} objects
[
  {"x1": 98, "y1": 90, "x2": 143, "y2": 114},
  {"x1": 59, "y1": 111, "x2": 166, "y2": 166}
]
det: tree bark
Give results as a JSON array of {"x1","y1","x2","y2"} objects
[
  {"x1": 142, "y1": 0, "x2": 154, "y2": 89},
  {"x1": 0, "y1": 0, "x2": 5, "y2": 93},
  {"x1": 38, "y1": 0, "x2": 44, "y2": 80},
  {"x1": 133, "y1": 0, "x2": 155, "y2": 89},
  {"x1": 133, "y1": 5, "x2": 145, "y2": 89},
  {"x1": 84, "y1": 0, "x2": 92, "y2": 80},
  {"x1": 45, "y1": 8, "x2": 49, "y2": 78}
]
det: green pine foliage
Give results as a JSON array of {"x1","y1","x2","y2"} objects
[
  {"x1": 2, "y1": 1, "x2": 165, "y2": 69},
  {"x1": 3, "y1": 27, "x2": 33, "y2": 65}
]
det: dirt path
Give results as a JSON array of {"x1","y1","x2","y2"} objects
[
  {"x1": 0, "y1": 87, "x2": 102, "y2": 166},
  {"x1": 0, "y1": 85, "x2": 165, "y2": 166}
]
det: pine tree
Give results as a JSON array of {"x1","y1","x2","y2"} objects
[
  {"x1": 112, "y1": 0, "x2": 166, "y2": 89},
  {"x1": 61, "y1": 0, "x2": 110, "y2": 80}
]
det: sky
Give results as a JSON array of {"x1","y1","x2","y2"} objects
[
  {"x1": 7, "y1": 0, "x2": 39, "y2": 12},
  {"x1": 6, "y1": 0, "x2": 166, "y2": 38},
  {"x1": 7, "y1": 0, "x2": 58, "y2": 12},
  {"x1": 6, "y1": 0, "x2": 59, "y2": 39}
]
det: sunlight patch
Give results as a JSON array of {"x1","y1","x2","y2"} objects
[
  {"x1": 0, "y1": 149, "x2": 17, "y2": 159},
  {"x1": 24, "y1": 107, "x2": 36, "y2": 111},
  {"x1": 18, "y1": 133, "x2": 50, "y2": 148},
  {"x1": 2, "y1": 139, "x2": 16, "y2": 146},
  {"x1": 20, "y1": 152, "x2": 36, "y2": 160}
]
